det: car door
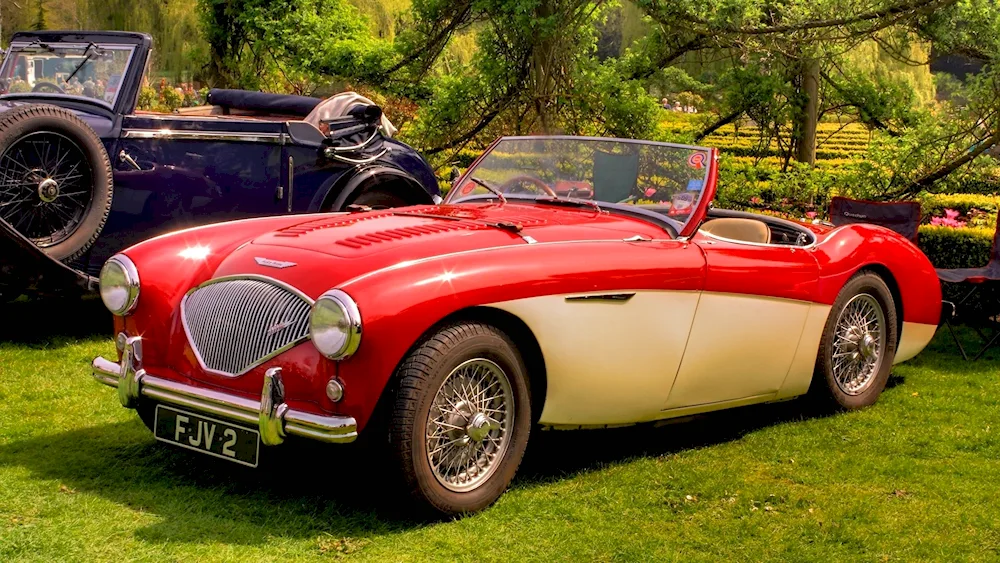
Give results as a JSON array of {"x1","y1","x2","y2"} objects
[
  {"x1": 493, "y1": 238, "x2": 706, "y2": 426},
  {"x1": 663, "y1": 232, "x2": 820, "y2": 410},
  {"x1": 109, "y1": 115, "x2": 286, "y2": 237}
]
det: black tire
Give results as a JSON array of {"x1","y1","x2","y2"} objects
[
  {"x1": 389, "y1": 322, "x2": 532, "y2": 516},
  {"x1": 349, "y1": 189, "x2": 409, "y2": 209},
  {"x1": 0, "y1": 104, "x2": 113, "y2": 262},
  {"x1": 811, "y1": 272, "x2": 899, "y2": 410}
]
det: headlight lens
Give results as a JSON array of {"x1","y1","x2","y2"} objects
[
  {"x1": 310, "y1": 289, "x2": 362, "y2": 360},
  {"x1": 99, "y1": 255, "x2": 141, "y2": 315}
]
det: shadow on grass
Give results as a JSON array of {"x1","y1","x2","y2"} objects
[
  {"x1": 0, "y1": 392, "x2": 851, "y2": 543},
  {"x1": 0, "y1": 296, "x2": 111, "y2": 345},
  {"x1": 0, "y1": 332, "x2": 970, "y2": 544},
  {"x1": 0, "y1": 420, "x2": 426, "y2": 544}
]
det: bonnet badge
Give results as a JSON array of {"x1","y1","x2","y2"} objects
[{"x1": 255, "y1": 257, "x2": 297, "y2": 269}]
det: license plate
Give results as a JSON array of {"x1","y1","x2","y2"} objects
[{"x1": 153, "y1": 405, "x2": 260, "y2": 468}]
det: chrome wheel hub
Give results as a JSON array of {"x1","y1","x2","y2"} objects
[
  {"x1": 832, "y1": 293, "x2": 886, "y2": 395},
  {"x1": 37, "y1": 177, "x2": 59, "y2": 202},
  {"x1": 426, "y1": 358, "x2": 514, "y2": 492}
]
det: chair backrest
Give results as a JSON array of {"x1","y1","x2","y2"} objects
[
  {"x1": 828, "y1": 196, "x2": 921, "y2": 243},
  {"x1": 592, "y1": 150, "x2": 639, "y2": 203}
]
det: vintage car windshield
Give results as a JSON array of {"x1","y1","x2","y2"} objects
[
  {"x1": 445, "y1": 136, "x2": 713, "y2": 233},
  {"x1": 0, "y1": 41, "x2": 135, "y2": 107}
]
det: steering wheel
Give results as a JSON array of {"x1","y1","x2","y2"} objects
[
  {"x1": 500, "y1": 175, "x2": 558, "y2": 197},
  {"x1": 32, "y1": 82, "x2": 65, "y2": 94}
]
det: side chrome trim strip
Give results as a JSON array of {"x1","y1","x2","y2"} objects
[
  {"x1": 565, "y1": 293, "x2": 636, "y2": 303},
  {"x1": 122, "y1": 129, "x2": 289, "y2": 144}
]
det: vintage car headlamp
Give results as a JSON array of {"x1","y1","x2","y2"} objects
[
  {"x1": 99, "y1": 255, "x2": 140, "y2": 316},
  {"x1": 310, "y1": 289, "x2": 362, "y2": 360}
]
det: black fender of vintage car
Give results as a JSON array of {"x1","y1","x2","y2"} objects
[{"x1": 0, "y1": 217, "x2": 96, "y2": 297}]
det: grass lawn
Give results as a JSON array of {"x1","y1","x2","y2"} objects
[{"x1": 1, "y1": 299, "x2": 999, "y2": 562}]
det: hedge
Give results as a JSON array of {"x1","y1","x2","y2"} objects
[
  {"x1": 918, "y1": 225, "x2": 994, "y2": 269},
  {"x1": 919, "y1": 193, "x2": 1000, "y2": 221}
]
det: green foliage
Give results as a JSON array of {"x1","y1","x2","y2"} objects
[
  {"x1": 136, "y1": 79, "x2": 206, "y2": 112},
  {"x1": 918, "y1": 224, "x2": 994, "y2": 269},
  {"x1": 33, "y1": 0, "x2": 47, "y2": 31},
  {"x1": 198, "y1": 0, "x2": 395, "y2": 91},
  {"x1": 399, "y1": 1, "x2": 662, "y2": 159}
]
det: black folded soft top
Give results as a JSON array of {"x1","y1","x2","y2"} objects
[{"x1": 206, "y1": 89, "x2": 321, "y2": 117}]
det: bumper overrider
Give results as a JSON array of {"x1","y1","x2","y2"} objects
[{"x1": 91, "y1": 335, "x2": 357, "y2": 445}]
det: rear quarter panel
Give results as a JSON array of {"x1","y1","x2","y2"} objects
[{"x1": 811, "y1": 223, "x2": 941, "y2": 363}]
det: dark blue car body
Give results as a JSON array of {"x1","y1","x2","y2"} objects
[{"x1": 0, "y1": 30, "x2": 439, "y2": 296}]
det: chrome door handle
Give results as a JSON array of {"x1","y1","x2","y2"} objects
[{"x1": 118, "y1": 150, "x2": 142, "y2": 171}]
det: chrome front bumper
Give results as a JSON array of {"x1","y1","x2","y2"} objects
[{"x1": 92, "y1": 335, "x2": 357, "y2": 445}]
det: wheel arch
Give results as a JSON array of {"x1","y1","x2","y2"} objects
[
  {"x1": 320, "y1": 166, "x2": 436, "y2": 211},
  {"x1": 855, "y1": 263, "x2": 904, "y2": 346},
  {"x1": 381, "y1": 305, "x2": 548, "y2": 425}
]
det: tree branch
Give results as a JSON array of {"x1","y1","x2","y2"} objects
[{"x1": 694, "y1": 110, "x2": 743, "y2": 142}]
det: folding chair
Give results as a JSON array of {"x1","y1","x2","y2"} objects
[
  {"x1": 828, "y1": 196, "x2": 921, "y2": 243},
  {"x1": 935, "y1": 210, "x2": 1000, "y2": 360},
  {"x1": 592, "y1": 150, "x2": 639, "y2": 203}
]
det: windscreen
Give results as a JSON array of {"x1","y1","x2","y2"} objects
[
  {"x1": 445, "y1": 136, "x2": 713, "y2": 233},
  {"x1": 0, "y1": 42, "x2": 135, "y2": 107}
]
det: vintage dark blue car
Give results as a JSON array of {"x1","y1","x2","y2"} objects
[{"x1": 0, "y1": 30, "x2": 439, "y2": 298}]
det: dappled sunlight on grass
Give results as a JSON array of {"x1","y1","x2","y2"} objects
[{"x1": 1, "y1": 318, "x2": 999, "y2": 560}]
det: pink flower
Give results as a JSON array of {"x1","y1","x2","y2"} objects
[
  {"x1": 806, "y1": 211, "x2": 817, "y2": 219},
  {"x1": 750, "y1": 196, "x2": 762, "y2": 205},
  {"x1": 931, "y1": 208, "x2": 966, "y2": 228},
  {"x1": 644, "y1": 187, "x2": 657, "y2": 197}
]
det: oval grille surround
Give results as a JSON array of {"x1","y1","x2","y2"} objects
[{"x1": 182, "y1": 277, "x2": 312, "y2": 377}]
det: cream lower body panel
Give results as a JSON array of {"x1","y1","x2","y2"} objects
[
  {"x1": 894, "y1": 322, "x2": 937, "y2": 364},
  {"x1": 491, "y1": 290, "x2": 831, "y2": 427},
  {"x1": 775, "y1": 303, "x2": 831, "y2": 399},
  {"x1": 491, "y1": 291, "x2": 701, "y2": 426}
]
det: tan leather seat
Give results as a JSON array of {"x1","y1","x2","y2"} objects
[{"x1": 699, "y1": 218, "x2": 771, "y2": 244}]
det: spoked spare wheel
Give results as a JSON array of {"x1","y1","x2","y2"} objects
[{"x1": 0, "y1": 104, "x2": 113, "y2": 262}]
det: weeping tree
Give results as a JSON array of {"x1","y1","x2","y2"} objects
[
  {"x1": 395, "y1": 0, "x2": 962, "y2": 166},
  {"x1": 393, "y1": 0, "x2": 660, "y2": 157},
  {"x1": 626, "y1": 0, "x2": 957, "y2": 166},
  {"x1": 197, "y1": 0, "x2": 396, "y2": 91}
]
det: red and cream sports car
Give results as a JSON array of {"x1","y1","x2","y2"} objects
[{"x1": 92, "y1": 136, "x2": 941, "y2": 515}]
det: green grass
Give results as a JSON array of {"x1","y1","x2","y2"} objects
[{"x1": 2, "y1": 299, "x2": 1000, "y2": 561}]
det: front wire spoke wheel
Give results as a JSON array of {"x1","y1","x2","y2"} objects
[{"x1": 425, "y1": 358, "x2": 514, "y2": 493}]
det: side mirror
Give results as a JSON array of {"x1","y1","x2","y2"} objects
[{"x1": 449, "y1": 166, "x2": 461, "y2": 183}]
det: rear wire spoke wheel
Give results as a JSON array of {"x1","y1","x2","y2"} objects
[
  {"x1": 831, "y1": 294, "x2": 886, "y2": 395},
  {"x1": 812, "y1": 272, "x2": 898, "y2": 410},
  {"x1": 0, "y1": 104, "x2": 113, "y2": 262},
  {"x1": 390, "y1": 322, "x2": 531, "y2": 516}
]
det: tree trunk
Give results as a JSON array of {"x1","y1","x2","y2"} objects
[{"x1": 796, "y1": 58, "x2": 820, "y2": 166}]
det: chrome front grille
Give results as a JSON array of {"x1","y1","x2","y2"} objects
[{"x1": 182, "y1": 277, "x2": 312, "y2": 377}]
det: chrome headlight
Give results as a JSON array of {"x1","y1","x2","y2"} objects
[
  {"x1": 310, "y1": 289, "x2": 362, "y2": 360},
  {"x1": 99, "y1": 255, "x2": 140, "y2": 316}
]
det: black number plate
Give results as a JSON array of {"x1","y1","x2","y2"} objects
[{"x1": 153, "y1": 405, "x2": 260, "y2": 468}]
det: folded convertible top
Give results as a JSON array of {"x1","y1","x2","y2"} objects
[{"x1": 206, "y1": 89, "x2": 321, "y2": 117}]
